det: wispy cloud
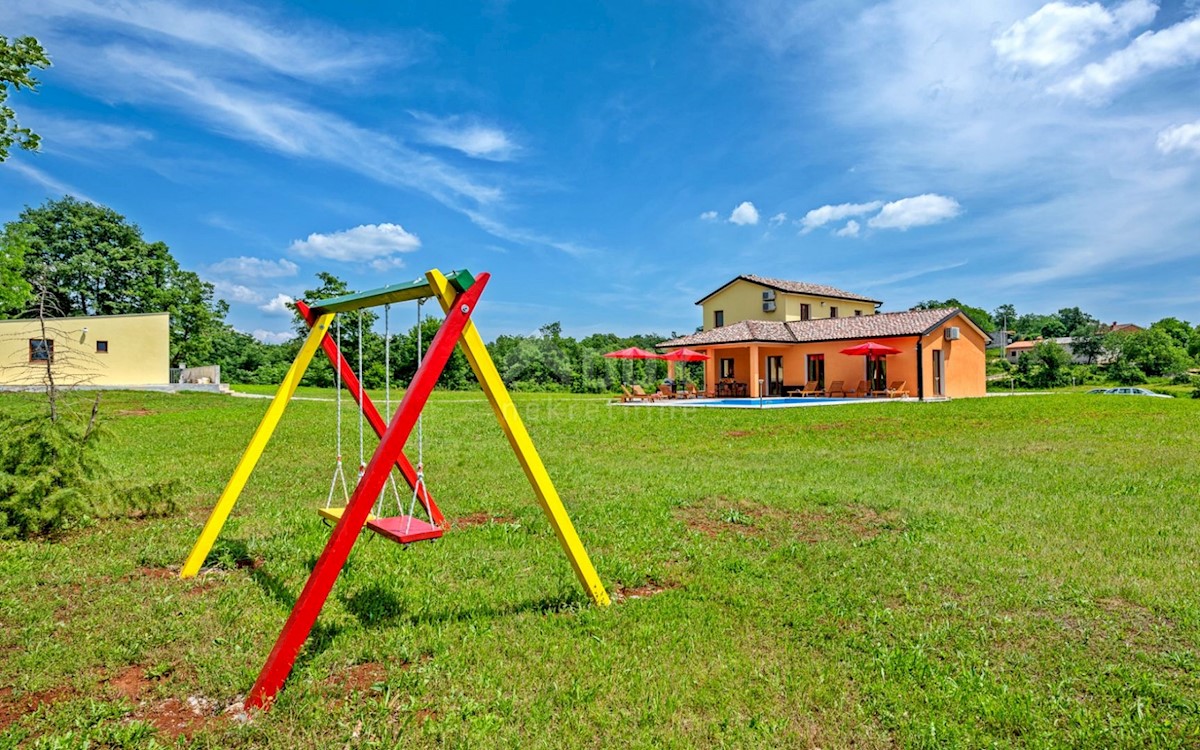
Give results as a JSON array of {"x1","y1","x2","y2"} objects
[
  {"x1": 768, "y1": 212, "x2": 787, "y2": 226},
  {"x1": 23, "y1": 111, "x2": 155, "y2": 152},
  {"x1": 699, "y1": 210, "x2": 718, "y2": 221},
  {"x1": 411, "y1": 112, "x2": 520, "y2": 161},
  {"x1": 251, "y1": 329, "x2": 294, "y2": 344},
  {"x1": 207, "y1": 256, "x2": 298, "y2": 279},
  {"x1": 5, "y1": 160, "x2": 96, "y2": 203},
  {"x1": 834, "y1": 220, "x2": 860, "y2": 237}
]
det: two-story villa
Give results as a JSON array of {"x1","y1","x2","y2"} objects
[{"x1": 659, "y1": 274, "x2": 987, "y2": 400}]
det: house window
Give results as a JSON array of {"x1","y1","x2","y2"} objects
[
  {"x1": 830, "y1": 306, "x2": 839, "y2": 318},
  {"x1": 800, "y1": 304, "x2": 810, "y2": 321},
  {"x1": 806, "y1": 353, "x2": 825, "y2": 388},
  {"x1": 29, "y1": 339, "x2": 54, "y2": 362},
  {"x1": 719, "y1": 358, "x2": 735, "y2": 378},
  {"x1": 714, "y1": 310, "x2": 724, "y2": 328},
  {"x1": 854, "y1": 310, "x2": 862, "y2": 317},
  {"x1": 96, "y1": 340, "x2": 109, "y2": 353}
]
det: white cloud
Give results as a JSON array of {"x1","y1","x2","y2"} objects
[
  {"x1": 728, "y1": 201, "x2": 760, "y2": 225},
  {"x1": 412, "y1": 113, "x2": 519, "y2": 161},
  {"x1": 798, "y1": 201, "x2": 882, "y2": 232},
  {"x1": 207, "y1": 256, "x2": 299, "y2": 279},
  {"x1": 211, "y1": 281, "x2": 263, "y2": 305},
  {"x1": 289, "y1": 223, "x2": 422, "y2": 263},
  {"x1": 259, "y1": 293, "x2": 294, "y2": 315},
  {"x1": 1156, "y1": 120, "x2": 1200, "y2": 155},
  {"x1": 24, "y1": 111, "x2": 155, "y2": 152},
  {"x1": 993, "y1": 0, "x2": 1157, "y2": 68},
  {"x1": 5, "y1": 160, "x2": 96, "y2": 203},
  {"x1": 252, "y1": 329, "x2": 294, "y2": 344},
  {"x1": 868, "y1": 194, "x2": 962, "y2": 230},
  {"x1": 769, "y1": 212, "x2": 788, "y2": 226},
  {"x1": 835, "y1": 220, "x2": 861, "y2": 237},
  {"x1": 699, "y1": 210, "x2": 719, "y2": 221},
  {"x1": 1051, "y1": 14, "x2": 1200, "y2": 100}
]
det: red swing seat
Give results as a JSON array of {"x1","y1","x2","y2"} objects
[{"x1": 366, "y1": 515, "x2": 444, "y2": 544}]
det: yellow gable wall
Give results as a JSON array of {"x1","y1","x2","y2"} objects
[
  {"x1": 701, "y1": 278, "x2": 877, "y2": 330},
  {"x1": 0, "y1": 313, "x2": 170, "y2": 386}
]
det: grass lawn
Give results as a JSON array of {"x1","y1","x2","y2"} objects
[{"x1": 1, "y1": 389, "x2": 1198, "y2": 748}]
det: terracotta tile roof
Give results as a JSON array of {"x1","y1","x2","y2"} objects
[
  {"x1": 658, "y1": 308, "x2": 963, "y2": 348},
  {"x1": 695, "y1": 274, "x2": 882, "y2": 305}
]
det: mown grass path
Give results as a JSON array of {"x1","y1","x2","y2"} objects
[{"x1": 1, "y1": 390, "x2": 1197, "y2": 748}]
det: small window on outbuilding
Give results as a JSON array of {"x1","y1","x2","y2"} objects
[
  {"x1": 96, "y1": 340, "x2": 109, "y2": 353},
  {"x1": 714, "y1": 310, "x2": 724, "y2": 327},
  {"x1": 854, "y1": 310, "x2": 863, "y2": 317},
  {"x1": 29, "y1": 339, "x2": 54, "y2": 362},
  {"x1": 720, "y1": 358, "x2": 735, "y2": 378},
  {"x1": 830, "y1": 306, "x2": 839, "y2": 318}
]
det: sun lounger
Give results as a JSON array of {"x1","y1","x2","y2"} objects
[
  {"x1": 787, "y1": 381, "x2": 823, "y2": 397},
  {"x1": 631, "y1": 385, "x2": 662, "y2": 401},
  {"x1": 825, "y1": 380, "x2": 848, "y2": 397},
  {"x1": 847, "y1": 380, "x2": 870, "y2": 398},
  {"x1": 871, "y1": 381, "x2": 907, "y2": 398}
]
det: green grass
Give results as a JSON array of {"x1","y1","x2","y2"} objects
[{"x1": 1, "y1": 389, "x2": 1198, "y2": 748}]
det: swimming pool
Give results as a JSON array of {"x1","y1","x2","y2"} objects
[{"x1": 650, "y1": 396, "x2": 873, "y2": 408}]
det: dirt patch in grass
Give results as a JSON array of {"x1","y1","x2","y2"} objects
[
  {"x1": 613, "y1": 581, "x2": 679, "y2": 603},
  {"x1": 325, "y1": 662, "x2": 386, "y2": 694},
  {"x1": 450, "y1": 512, "x2": 516, "y2": 529},
  {"x1": 0, "y1": 685, "x2": 76, "y2": 730},
  {"x1": 136, "y1": 566, "x2": 178, "y2": 580},
  {"x1": 723, "y1": 430, "x2": 753, "y2": 438},
  {"x1": 676, "y1": 497, "x2": 904, "y2": 542},
  {"x1": 114, "y1": 408, "x2": 156, "y2": 417},
  {"x1": 133, "y1": 696, "x2": 227, "y2": 740},
  {"x1": 104, "y1": 665, "x2": 154, "y2": 700}
]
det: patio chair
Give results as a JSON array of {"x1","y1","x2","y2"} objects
[
  {"x1": 825, "y1": 380, "x2": 848, "y2": 397},
  {"x1": 631, "y1": 385, "x2": 662, "y2": 401},
  {"x1": 848, "y1": 380, "x2": 870, "y2": 398},
  {"x1": 872, "y1": 381, "x2": 907, "y2": 398},
  {"x1": 787, "y1": 381, "x2": 823, "y2": 397},
  {"x1": 681, "y1": 383, "x2": 702, "y2": 399},
  {"x1": 658, "y1": 383, "x2": 677, "y2": 399}
]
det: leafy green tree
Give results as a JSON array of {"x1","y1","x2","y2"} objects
[
  {"x1": 1070, "y1": 326, "x2": 1106, "y2": 365},
  {"x1": 8, "y1": 197, "x2": 230, "y2": 363},
  {"x1": 0, "y1": 36, "x2": 50, "y2": 162},
  {"x1": 1189, "y1": 325, "x2": 1200, "y2": 361},
  {"x1": 0, "y1": 221, "x2": 33, "y2": 314},
  {"x1": 1057, "y1": 306, "x2": 1098, "y2": 336},
  {"x1": 1149, "y1": 317, "x2": 1192, "y2": 350},
  {"x1": 912, "y1": 299, "x2": 995, "y2": 332},
  {"x1": 1018, "y1": 340, "x2": 1072, "y2": 388},
  {"x1": 1014, "y1": 313, "x2": 1066, "y2": 340},
  {"x1": 1117, "y1": 328, "x2": 1192, "y2": 376}
]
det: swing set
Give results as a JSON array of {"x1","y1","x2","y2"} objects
[{"x1": 180, "y1": 269, "x2": 610, "y2": 710}]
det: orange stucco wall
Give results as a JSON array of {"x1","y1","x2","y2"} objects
[{"x1": 692, "y1": 313, "x2": 985, "y2": 398}]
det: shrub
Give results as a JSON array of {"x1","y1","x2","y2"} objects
[
  {"x1": 1170, "y1": 372, "x2": 1196, "y2": 386},
  {"x1": 1192, "y1": 384, "x2": 1200, "y2": 399},
  {"x1": 0, "y1": 406, "x2": 178, "y2": 539},
  {"x1": 1107, "y1": 359, "x2": 1147, "y2": 385}
]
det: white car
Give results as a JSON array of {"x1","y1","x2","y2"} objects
[{"x1": 1101, "y1": 387, "x2": 1172, "y2": 398}]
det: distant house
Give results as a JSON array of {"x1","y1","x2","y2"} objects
[
  {"x1": 0, "y1": 312, "x2": 170, "y2": 387},
  {"x1": 1106, "y1": 321, "x2": 1142, "y2": 334},
  {"x1": 659, "y1": 275, "x2": 987, "y2": 399}
]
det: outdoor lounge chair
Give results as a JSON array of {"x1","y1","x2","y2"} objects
[
  {"x1": 848, "y1": 380, "x2": 870, "y2": 398},
  {"x1": 631, "y1": 385, "x2": 662, "y2": 401},
  {"x1": 657, "y1": 384, "x2": 677, "y2": 399},
  {"x1": 825, "y1": 380, "x2": 848, "y2": 397},
  {"x1": 872, "y1": 381, "x2": 907, "y2": 398},
  {"x1": 787, "y1": 381, "x2": 823, "y2": 397},
  {"x1": 680, "y1": 383, "x2": 702, "y2": 399}
]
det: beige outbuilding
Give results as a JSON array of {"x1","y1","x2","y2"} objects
[{"x1": 0, "y1": 312, "x2": 170, "y2": 387}]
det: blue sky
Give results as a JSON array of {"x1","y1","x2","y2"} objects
[{"x1": 2, "y1": 0, "x2": 1199, "y2": 342}]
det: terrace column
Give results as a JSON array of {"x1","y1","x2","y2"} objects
[
  {"x1": 748, "y1": 344, "x2": 760, "y2": 398},
  {"x1": 704, "y1": 352, "x2": 716, "y2": 393}
]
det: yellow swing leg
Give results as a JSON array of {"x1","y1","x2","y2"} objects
[
  {"x1": 181, "y1": 313, "x2": 336, "y2": 578},
  {"x1": 426, "y1": 270, "x2": 610, "y2": 606}
]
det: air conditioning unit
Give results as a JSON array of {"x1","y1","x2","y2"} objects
[
  {"x1": 762, "y1": 290, "x2": 776, "y2": 301},
  {"x1": 763, "y1": 301, "x2": 777, "y2": 313},
  {"x1": 945, "y1": 326, "x2": 961, "y2": 340}
]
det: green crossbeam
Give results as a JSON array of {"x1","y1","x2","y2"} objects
[{"x1": 309, "y1": 269, "x2": 475, "y2": 313}]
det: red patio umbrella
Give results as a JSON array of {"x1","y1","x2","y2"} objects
[
  {"x1": 840, "y1": 341, "x2": 902, "y2": 392},
  {"x1": 660, "y1": 347, "x2": 710, "y2": 362},
  {"x1": 839, "y1": 341, "x2": 902, "y2": 356},
  {"x1": 603, "y1": 347, "x2": 664, "y2": 359}
]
